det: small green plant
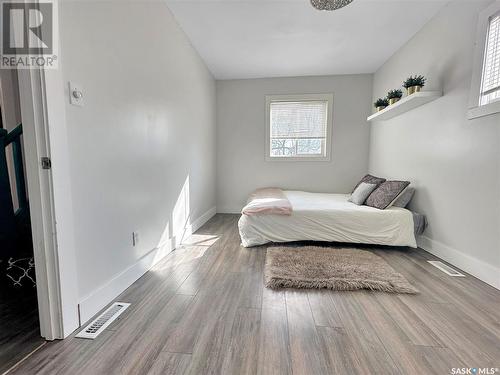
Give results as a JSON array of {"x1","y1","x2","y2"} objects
[
  {"x1": 387, "y1": 89, "x2": 403, "y2": 99},
  {"x1": 403, "y1": 75, "x2": 426, "y2": 89},
  {"x1": 374, "y1": 98, "x2": 389, "y2": 108}
]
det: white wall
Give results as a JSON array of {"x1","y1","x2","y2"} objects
[
  {"x1": 59, "y1": 0, "x2": 216, "y2": 322},
  {"x1": 216, "y1": 75, "x2": 373, "y2": 212},
  {"x1": 370, "y1": 0, "x2": 500, "y2": 288}
]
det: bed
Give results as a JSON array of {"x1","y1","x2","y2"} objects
[{"x1": 238, "y1": 190, "x2": 424, "y2": 248}]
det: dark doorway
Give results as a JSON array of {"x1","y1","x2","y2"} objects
[{"x1": 0, "y1": 70, "x2": 43, "y2": 373}]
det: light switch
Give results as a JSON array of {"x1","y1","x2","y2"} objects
[{"x1": 69, "y1": 82, "x2": 84, "y2": 106}]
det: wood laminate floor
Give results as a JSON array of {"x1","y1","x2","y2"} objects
[
  {"x1": 8, "y1": 214, "x2": 500, "y2": 375},
  {"x1": 0, "y1": 283, "x2": 44, "y2": 374}
]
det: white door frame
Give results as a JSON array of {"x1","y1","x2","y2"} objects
[{"x1": 17, "y1": 46, "x2": 80, "y2": 340}]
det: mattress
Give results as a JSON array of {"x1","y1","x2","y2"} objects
[{"x1": 238, "y1": 191, "x2": 418, "y2": 248}]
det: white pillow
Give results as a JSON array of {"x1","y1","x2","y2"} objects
[{"x1": 348, "y1": 182, "x2": 378, "y2": 205}]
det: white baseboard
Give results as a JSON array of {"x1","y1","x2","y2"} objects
[
  {"x1": 78, "y1": 240, "x2": 174, "y2": 325},
  {"x1": 217, "y1": 206, "x2": 241, "y2": 214},
  {"x1": 172, "y1": 206, "x2": 217, "y2": 248},
  {"x1": 189, "y1": 206, "x2": 217, "y2": 233},
  {"x1": 417, "y1": 235, "x2": 500, "y2": 290},
  {"x1": 78, "y1": 206, "x2": 217, "y2": 325}
]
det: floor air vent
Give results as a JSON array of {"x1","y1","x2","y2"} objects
[
  {"x1": 76, "y1": 302, "x2": 130, "y2": 339},
  {"x1": 427, "y1": 261, "x2": 465, "y2": 277}
]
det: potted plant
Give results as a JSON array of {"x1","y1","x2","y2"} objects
[
  {"x1": 387, "y1": 89, "x2": 403, "y2": 105},
  {"x1": 374, "y1": 98, "x2": 389, "y2": 112},
  {"x1": 403, "y1": 75, "x2": 426, "y2": 95}
]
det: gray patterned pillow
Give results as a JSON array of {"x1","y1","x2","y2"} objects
[
  {"x1": 392, "y1": 187, "x2": 415, "y2": 208},
  {"x1": 365, "y1": 181, "x2": 410, "y2": 209},
  {"x1": 352, "y1": 174, "x2": 386, "y2": 193}
]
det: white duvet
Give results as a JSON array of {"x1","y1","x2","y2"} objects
[{"x1": 238, "y1": 191, "x2": 417, "y2": 248}]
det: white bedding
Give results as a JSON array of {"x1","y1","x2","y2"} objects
[{"x1": 238, "y1": 191, "x2": 417, "y2": 248}]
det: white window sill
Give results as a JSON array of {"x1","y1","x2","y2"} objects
[
  {"x1": 265, "y1": 156, "x2": 331, "y2": 162},
  {"x1": 467, "y1": 101, "x2": 500, "y2": 120}
]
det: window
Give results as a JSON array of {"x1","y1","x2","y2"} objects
[
  {"x1": 480, "y1": 12, "x2": 500, "y2": 106},
  {"x1": 265, "y1": 94, "x2": 333, "y2": 161},
  {"x1": 469, "y1": 3, "x2": 500, "y2": 119}
]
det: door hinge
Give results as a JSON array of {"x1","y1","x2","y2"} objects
[{"x1": 41, "y1": 157, "x2": 52, "y2": 170}]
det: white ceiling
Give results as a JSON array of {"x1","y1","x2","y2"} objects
[{"x1": 166, "y1": 0, "x2": 449, "y2": 80}]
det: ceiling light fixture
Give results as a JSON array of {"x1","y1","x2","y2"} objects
[{"x1": 310, "y1": 0, "x2": 354, "y2": 11}]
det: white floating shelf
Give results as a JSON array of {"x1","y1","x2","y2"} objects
[{"x1": 367, "y1": 91, "x2": 442, "y2": 122}]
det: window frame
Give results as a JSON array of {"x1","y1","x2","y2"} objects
[
  {"x1": 468, "y1": 1, "x2": 500, "y2": 120},
  {"x1": 265, "y1": 93, "x2": 333, "y2": 162}
]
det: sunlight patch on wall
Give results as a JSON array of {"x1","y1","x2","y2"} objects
[{"x1": 173, "y1": 176, "x2": 191, "y2": 246}]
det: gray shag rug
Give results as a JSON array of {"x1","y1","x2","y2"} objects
[{"x1": 265, "y1": 246, "x2": 418, "y2": 294}]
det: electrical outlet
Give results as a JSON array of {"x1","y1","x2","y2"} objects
[{"x1": 132, "y1": 231, "x2": 139, "y2": 247}]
